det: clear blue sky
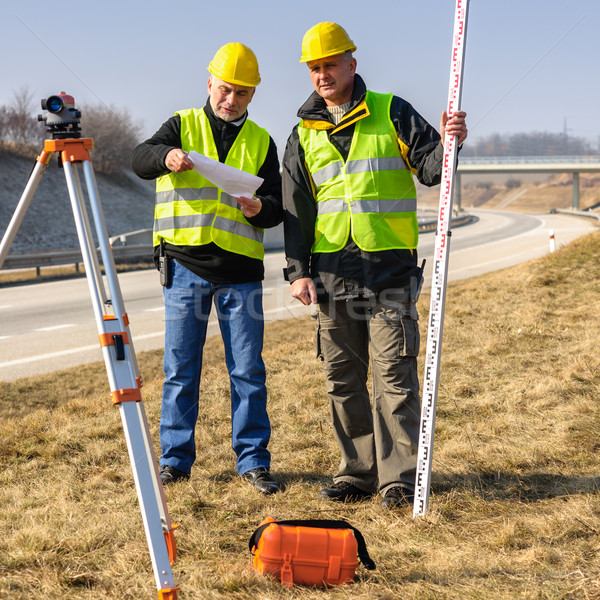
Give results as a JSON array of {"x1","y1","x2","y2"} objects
[{"x1": 1, "y1": 0, "x2": 598, "y2": 156}]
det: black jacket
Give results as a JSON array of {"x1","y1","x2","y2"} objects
[
  {"x1": 131, "y1": 99, "x2": 282, "y2": 283},
  {"x1": 282, "y1": 75, "x2": 444, "y2": 300}
]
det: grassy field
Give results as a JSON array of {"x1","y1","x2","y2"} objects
[{"x1": 1, "y1": 230, "x2": 600, "y2": 599}]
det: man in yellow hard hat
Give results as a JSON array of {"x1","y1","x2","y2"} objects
[
  {"x1": 283, "y1": 22, "x2": 468, "y2": 508},
  {"x1": 132, "y1": 43, "x2": 282, "y2": 494}
]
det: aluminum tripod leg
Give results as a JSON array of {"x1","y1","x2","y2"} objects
[
  {"x1": 0, "y1": 139, "x2": 179, "y2": 599},
  {"x1": 62, "y1": 154, "x2": 179, "y2": 599},
  {"x1": 0, "y1": 155, "x2": 49, "y2": 267}
]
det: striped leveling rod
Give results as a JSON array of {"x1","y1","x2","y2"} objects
[{"x1": 413, "y1": 0, "x2": 470, "y2": 518}]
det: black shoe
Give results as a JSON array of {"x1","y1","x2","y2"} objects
[
  {"x1": 319, "y1": 481, "x2": 373, "y2": 502},
  {"x1": 160, "y1": 465, "x2": 190, "y2": 485},
  {"x1": 380, "y1": 486, "x2": 414, "y2": 509},
  {"x1": 242, "y1": 467, "x2": 280, "y2": 495}
]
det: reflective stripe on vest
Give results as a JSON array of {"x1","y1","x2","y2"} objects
[
  {"x1": 154, "y1": 107, "x2": 270, "y2": 259},
  {"x1": 155, "y1": 212, "x2": 263, "y2": 244},
  {"x1": 315, "y1": 197, "x2": 417, "y2": 215},
  {"x1": 155, "y1": 187, "x2": 219, "y2": 203},
  {"x1": 298, "y1": 90, "x2": 418, "y2": 253},
  {"x1": 312, "y1": 156, "x2": 407, "y2": 187}
]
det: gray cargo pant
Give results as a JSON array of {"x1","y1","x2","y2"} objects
[{"x1": 316, "y1": 292, "x2": 420, "y2": 496}]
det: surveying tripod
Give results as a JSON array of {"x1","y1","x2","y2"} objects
[{"x1": 0, "y1": 94, "x2": 179, "y2": 600}]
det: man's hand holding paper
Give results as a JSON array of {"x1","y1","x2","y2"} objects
[
  {"x1": 165, "y1": 148, "x2": 194, "y2": 173},
  {"x1": 235, "y1": 195, "x2": 262, "y2": 218}
]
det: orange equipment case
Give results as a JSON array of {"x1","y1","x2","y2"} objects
[{"x1": 249, "y1": 518, "x2": 375, "y2": 587}]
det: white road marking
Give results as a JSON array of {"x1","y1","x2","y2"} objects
[
  {"x1": 131, "y1": 331, "x2": 164, "y2": 341},
  {"x1": 34, "y1": 324, "x2": 75, "y2": 332},
  {"x1": 0, "y1": 343, "x2": 100, "y2": 368}
]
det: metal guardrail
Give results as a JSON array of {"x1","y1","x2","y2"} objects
[
  {"x1": 418, "y1": 212, "x2": 475, "y2": 233},
  {"x1": 552, "y1": 208, "x2": 600, "y2": 221},
  {"x1": 1, "y1": 244, "x2": 153, "y2": 271}
]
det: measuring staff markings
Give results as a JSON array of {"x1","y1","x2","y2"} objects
[{"x1": 414, "y1": 0, "x2": 470, "y2": 518}]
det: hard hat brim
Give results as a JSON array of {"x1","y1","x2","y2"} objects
[
  {"x1": 207, "y1": 65, "x2": 261, "y2": 87},
  {"x1": 299, "y1": 44, "x2": 357, "y2": 63}
]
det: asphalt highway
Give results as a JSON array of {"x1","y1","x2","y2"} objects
[{"x1": 0, "y1": 209, "x2": 596, "y2": 381}]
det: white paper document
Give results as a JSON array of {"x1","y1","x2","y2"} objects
[{"x1": 188, "y1": 150, "x2": 264, "y2": 199}]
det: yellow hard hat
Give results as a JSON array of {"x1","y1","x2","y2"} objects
[
  {"x1": 207, "y1": 42, "x2": 261, "y2": 87},
  {"x1": 300, "y1": 22, "x2": 357, "y2": 63}
]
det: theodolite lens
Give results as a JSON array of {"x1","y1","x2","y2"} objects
[{"x1": 45, "y1": 96, "x2": 64, "y2": 113}]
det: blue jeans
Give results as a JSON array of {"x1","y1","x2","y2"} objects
[{"x1": 159, "y1": 259, "x2": 271, "y2": 475}]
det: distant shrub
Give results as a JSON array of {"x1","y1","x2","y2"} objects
[
  {"x1": 506, "y1": 179, "x2": 521, "y2": 189},
  {"x1": 475, "y1": 181, "x2": 492, "y2": 190}
]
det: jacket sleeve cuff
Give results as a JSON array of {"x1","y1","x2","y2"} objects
[
  {"x1": 245, "y1": 194, "x2": 283, "y2": 229},
  {"x1": 285, "y1": 260, "x2": 311, "y2": 283}
]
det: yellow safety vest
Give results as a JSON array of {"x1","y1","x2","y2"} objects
[
  {"x1": 298, "y1": 91, "x2": 418, "y2": 253},
  {"x1": 154, "y1": 108, "x2": 270, "y2": 260}
]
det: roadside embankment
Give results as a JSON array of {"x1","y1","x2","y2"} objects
[{"x1": 0, "y1": 150, "x2": 154, "y2": 254}]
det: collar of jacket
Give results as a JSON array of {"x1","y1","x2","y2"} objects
[{"x1": 297, "y1": 74, "x2": 369, "y2": 134}]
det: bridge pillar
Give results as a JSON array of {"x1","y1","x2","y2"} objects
[
  {"x1": 572, "y1": 172, "x2": 580, "y2": 210},
  {"x1": 454, "y1": 172, "x2": 462, "y2": 210}
]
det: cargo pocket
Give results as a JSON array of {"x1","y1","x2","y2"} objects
[{"x1": 401, "y1": 315, "x2": 420, "y2": 357}]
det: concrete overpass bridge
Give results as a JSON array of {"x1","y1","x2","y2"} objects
[{"x1": 455, "y1": 155, "x2": 600, "y2": 210}]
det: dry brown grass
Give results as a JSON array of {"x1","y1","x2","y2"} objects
[{"x1": 2, "y1": 232, "x2": 600, "y2": 599}]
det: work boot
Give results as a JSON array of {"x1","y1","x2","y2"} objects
[
  {"x1": 160, "y1": 465, "x2": 190, "y2": 485},
  {"x1": 380, "y1": 486, "x2": 414, "y2": 509},
  {"x1": 318, "y1": 481, "x2": 373, "y2": 502},
  {"x1": 242, "y1": 467, "x2": 280, "y2": 495}
]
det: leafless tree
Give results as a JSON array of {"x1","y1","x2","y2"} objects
[
  {"x1": 80, "y1": 103, "x2": 143, "y2": 175},
  {"x1": 4, "y1": 86, "x2": 43, "y2": 145},
  {"x1": 0, "y1": 105, "x2": 9, "y2": 148}
]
